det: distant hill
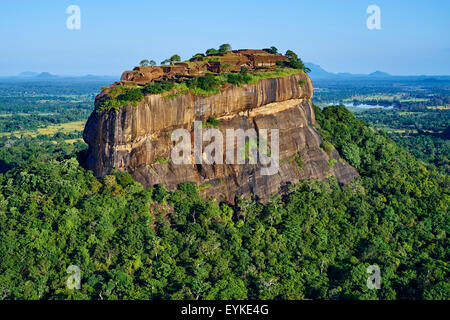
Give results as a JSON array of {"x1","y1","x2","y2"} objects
[
  {"x1": 17, "y1": 71, "x2": 39, "y2": 77},
  {"x1": 35, "y1": 72, "x2": 58, "y2": 79},
  {"x1": 0, "y1": 72, "x2": 118, "y2": 82},
  {"x1": 369, "y1": 70, "x2": 391, "y2": 78},
  {"x1": 304, "y1": 63, "x2": 334, "y2": 78},
  {"x1": 3, "y1": 66, "x2": 450, "y2": 83},
  {"x1": 305, "y1": 63, "x2": 392, "y2": 80},
  {"x1": 305, "y1": 63, "x2": 450, "y2": 81}
]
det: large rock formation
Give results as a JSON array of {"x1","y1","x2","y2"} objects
[{"x1": 83, "y1": 51, "x2": 358, "y2": 202}]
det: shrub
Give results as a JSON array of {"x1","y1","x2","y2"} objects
[
  {"x1": 107, "y1": 86, "x2": 124, "y2": 99},
  {"x1": 205, "y1": 48, "x2": 219, "y2": 56},
  {"x1": 277, "y1": 58, "x2": 310, "y2": 73},
  {"x1": 263, "y1": 46, "x2": 278, "y2": 54},
  {"x1": 118, "y1": 88, "x2": 144, "y2": 102},
  {"x1": 177, "y1": 181, "x2": 199, "y2": 198},
  {"x1": 328, "y1": 158, "x2": 337, "y2": 168},
  {"x1": 96, "y1": 86, "x2": 145, "y2": 112},
  {"x1": 290, "y1": 153, "x2": 304, "y2": 173},
  {"x1": 221, "y1": 64, "x2": 233, "y2": 72},
  {"x1": 188, "y1": 75, "x2": 222, "y2": 92},
  {"x1": 143, "y1": 82, "x2": 175, "y2": 94},
  {"x1": 288, "y1": 59, "x2": 304, "y2": 69},
  {"x1": 226, "y1": 73, "x2": 252, "y2": 86},
  {"x1": 192, "y1": 53, "x2": 205, "y2": 59},
  {"x1": 154, "y1": 157, "x2": 170, "y2": 163},
  {"x1": 115, "y1": 171, "x2": 135, "y2": 188},
  {"x1": 204, "y1": 117, "x2": 219, "y2": 128},
  {"x1": 321, "y1": 141, "x2": 334, "y2": 155},
  {"x1": 153, "y1": 184, "x2": 167, "y2": 203},
  {"x1": 342, "y1": 143, "x2": 361, "y2": 168}
]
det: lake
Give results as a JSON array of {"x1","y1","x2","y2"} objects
[{"x1": 342, "y1": 103, "x2": 394, "y2": 109}]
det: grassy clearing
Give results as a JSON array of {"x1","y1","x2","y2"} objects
[
  {"x1": 246, "y1": 67, "x2": 302, "y2": 83},
  {"x1": 167, "y1": 68, "x2": 303, "y2": 98},
  {"x1": 0, "y1": 121, "x2": 85, "y2": 137},
  {"x1": 426, "y1": 106, "x2": 450, "y2": 110},
  {"x1": 62, "y1": 138, "x2": 84, "y2": 144}
]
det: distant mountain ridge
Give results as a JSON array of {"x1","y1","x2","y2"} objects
[
  {"x1": 304, "y1": 63, "x2": 393, "y2": 79},
  {"x1": 17, "y1": 71, "x2": 39, "y2": 77},
  {"x1": 305, "y1": 63, "x2": 450, "y2": 81},
  {"x1": 3, "y1": 67, "x2": 450, "y2": 82},
  {"x1": 369, "y1": 71, "x2": 391, "y2": 77},
  {"x1": 0, "y1": 72, "x2": 118, "y2": 82},
  {"x1": 35, "y1": 72, "x2": 58, "y2": 79}
]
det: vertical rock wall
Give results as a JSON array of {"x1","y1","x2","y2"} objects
[{"x1": 83, "y1": 72, "x2": 358, "y2": 202}]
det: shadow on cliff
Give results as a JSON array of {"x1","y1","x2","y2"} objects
[{"x1": 76, "y1": 148, "x2": 90, "y2": 170}]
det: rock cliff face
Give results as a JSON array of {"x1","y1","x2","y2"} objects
[{"x1": 84, "y1": 63, "x2": 358, "y2": 202}]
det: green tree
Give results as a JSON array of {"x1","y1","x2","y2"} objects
[
  {"x1": 139, "y1": 59, "x2": 156, "y2": 67},
  {"x1": 341, "y1": 143, "x2": 361, "y2": 169},
  {"x1": 263, "y1": 46, "x2": 278, "y2": 54},
  {"x1": 192, "y1": 53, "x2": 205, "y2": 59},
  {"x1": 285, "y1": 50, "x2": 298, "y2": 61},
  {"x1": 169, "y1": 54, "x2": 181, "y2": 64},
  {"x1": 205, "y1": 48, "x2": 219, "y2": 56},
  {"x1": 218, "y1": 43, "x2": 232, "y2": 53}
]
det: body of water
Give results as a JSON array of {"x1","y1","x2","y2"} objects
[{"x1": 342, "y1": 103, "x2": 394, "y2": 109}]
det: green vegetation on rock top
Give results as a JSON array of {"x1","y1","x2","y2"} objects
[
  {"x1": 96, "y1": 86, "x2": 144, "y2": 112},
  {"x1": 96, "y1": 67, "x2": 305, "y2": 112},
  {"x1": 95, "y1": 47, "x2": 311, "y2": 112}
]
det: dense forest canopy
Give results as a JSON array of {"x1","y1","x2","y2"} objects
[
  {"x1": 355, "y1": 108, "x2": 449, "y2": 175},
  {"x1": 0, "y1": 105, "x2": 448, "y2": 300}
]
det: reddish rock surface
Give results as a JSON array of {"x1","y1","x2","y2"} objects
[{"x1": 119, "y1": 49, "x2": 290, "y2": 84}]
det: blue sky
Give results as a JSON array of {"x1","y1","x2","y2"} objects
[{"x1": 1, "y1": 0, "x2": 449, "y2": 76}]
